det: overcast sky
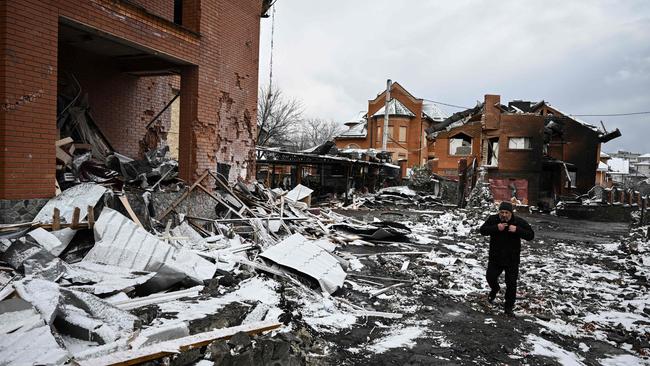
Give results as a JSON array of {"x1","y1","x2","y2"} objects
[{"x1": 258, "y1": 0, "x2": 650, "y2": 153}]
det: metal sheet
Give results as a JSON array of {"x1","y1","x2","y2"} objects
[
  {"x1": 260, "y1": 233, "x2": 346, "y2": 294},
  {"x1": 34, "y1": 183, "x2": 107, "y2": 224},
  {"x1": 285, "y1": 184, "x2": 313, "y2": 202},
  {"x1": 27, "y1": 228, "x2": 67, "y2": 256},
  {"x1": 0, "y1": 323, "x2": 70, "y2": 365},
  {"x1": 84, "y1": 208, "x2": 216, "y2": 292},
  {"x1": 64, "y1": 262, "x2": 156, "y2": 295}
]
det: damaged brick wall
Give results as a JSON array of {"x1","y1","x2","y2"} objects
[
  {"x1": 188, "y1": 0, "x2": 261, "y2": 183},
  {"x1": 1, "y1": 0, "x2": 262, "y2": 199}
]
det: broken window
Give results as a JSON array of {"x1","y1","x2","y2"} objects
[
  {"x1": 508, "y1": 137, "x2": 531, "y2": 150},
  {"x1": 399, "y1": 126, "x2": 407, "y2": 142},
  {"x1": 449, "y1": 133, "x2": 472, "y2": 155},
  {"x1": 174, "y1": 0, "x2": 183, "y2": 25},
  {"x1": 487, "y1": 137, "x2": 499, "y2": 166},
  {"x1": 388, "y1": 125, "x2": 394, "y2": 139}
]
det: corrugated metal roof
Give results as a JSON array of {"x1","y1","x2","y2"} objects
[
  {"x1": 372, "y1": 99, "x2": 415, "y2": 117},
  {"x1": 83, "y1": 208, "x2": 216, "y2": 291},
  {"x1": 34, "y1": 183, "x2": 106, "y2": 224},
  {"x1": 338, "y1": 121, "x2": 367, "y2": 138},
  {"x1": 260, "y1": 233, "x2": 346, "y2": 294},
  {"x1": 422, "y1": 100, "x2": 449, "y2": 121}
]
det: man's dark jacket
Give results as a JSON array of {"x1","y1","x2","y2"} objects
[{"x1": 479, "y1": 214, "x2": 534, "y2": 265}]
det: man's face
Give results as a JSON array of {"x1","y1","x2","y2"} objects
[{"x1": 499, "y1": 210, "x2": 512, "y2": 222}]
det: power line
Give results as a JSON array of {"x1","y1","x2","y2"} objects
[
  {"x1": 423, "y1": 97, "x2": 650, "y2": 117},
  {"x1": 570, "y1": 111, "x2": 650, "y2": 117},
  {"x1": 423, "y1": 98, "x2": 472, "y2": 110}
]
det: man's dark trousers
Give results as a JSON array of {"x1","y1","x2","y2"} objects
[{"x1": 486, "y1": 261, "x2": 518, "y2": 309}]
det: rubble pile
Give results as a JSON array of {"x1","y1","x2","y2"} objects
[
  {"x1": 0, "y1": 173, "x2": 427, "y2": 365},
  {"x1": 2, "y1": 178, "x2": 649, "y2": 365},
  {"x1": 349, "y1": 185, "x2": 446, "y2": 210}
]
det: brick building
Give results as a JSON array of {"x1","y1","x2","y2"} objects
[
  {"x1": 427, "y1": 94, "x2": 620, "y2": 206},
  {"x1": 1, "y1": 0, "x2": 269, "y2": 202},
  {"x1": 334, "y1": 82, "x2": 448, "y2": 177}
]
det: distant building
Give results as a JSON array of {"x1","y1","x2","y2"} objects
[
  {"x1": 425, "y1": 95, "x2": 620, "y2": 206},
  {"x1": 334, "y1": 82, "x2": 448, "y2": 177}
]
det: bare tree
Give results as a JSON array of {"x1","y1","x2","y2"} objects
[
  {"x1": 257, "y1": 85, "x2": 303, "y2": 147},
  {"x1": 292, "y1": 118, "x2": 345, "y2": 151}
]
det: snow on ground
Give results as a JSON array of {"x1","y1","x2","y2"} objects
[
  {"x1": 524, "y1": 334, "x2": 586, "y2": 365},
  {"x1": 367, "y1": 325, "x2": 426, "y2": 353},
  {"x1": 598, "y1": 354, "x2": 650, "y2": 365}
]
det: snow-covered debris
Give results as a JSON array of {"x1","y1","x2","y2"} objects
[
  {"x1": 368, "y1": 326, "x2": 426, "y2": 353},
  {"x1": 260, "y1": 233, "x2": 346, "y2": 294},
  {"x1": 33, "y1": 183, "x2": 106, "y2": 224},
  {"x1": 83, "y1": 208, "x2": 217, "y2": 291}
]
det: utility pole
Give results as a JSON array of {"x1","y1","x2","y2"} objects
[{"x1": 382, "y1": 79, "x2": 391, "y2": 151}]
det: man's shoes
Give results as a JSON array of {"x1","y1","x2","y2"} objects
[
  {"x1": 504, "y1": 307, "x2": 515, "y2": 317},
  {"x1": 488, "y1": 289, "x2": 498, "y2": 304}
]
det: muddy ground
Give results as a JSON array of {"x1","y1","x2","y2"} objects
[{"x1": 297, "y1": 208, "x2": 646, "y2": 365}]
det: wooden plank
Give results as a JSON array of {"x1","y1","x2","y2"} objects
[
  {"x1": 52, "y1": 208, "x2": 61, "y2": 231},
  {"x1": 369, "y1": 283, "x2": 406, "y2": 298},
  {"x1": 78, "y1": 321, "x2": 282, "y2": 366},
  {"x1": 118, "y1": 195, "x2": 143, "y2": 227},
  {"x1": 55, "y1": 146, "x2": 72, "y2": 165},
  {"x1": 355, "y1": 251, "x2": 430, "y2": 258},
  {"x1": 55, "y1": 137, "x2": 73, "y2": 147},
  {"x1": 87, "y1": 206, "x2": 95, "y2": 229},
  {"x1": 55, "y1": 179, "x2": 61, "y2": 196},
  {"x1": 347, "y1": 273, "x2": 415, "y2": 283},
  {"x1": 71, "y1": 207, "x2": 81, "y2": 230}
]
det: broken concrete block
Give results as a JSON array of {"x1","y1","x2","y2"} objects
[
  {"x1": 84, "y1": 208, "x2": 217, "y2": 292},
  {"x1": 260, "y1": 233, "x2": 346, "y2": 294}
]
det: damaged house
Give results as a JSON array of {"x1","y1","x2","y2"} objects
[
  {"x1": 1, "y1": 0, "x2": 272, "y2": 220},
  {"x1": 334, "y1": 82, "x2": 449, "y2": 177},
  {"x1": 426, "y1": 94, "x2": 621, "y2": 207}
]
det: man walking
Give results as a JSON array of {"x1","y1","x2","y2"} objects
[{"x1": 479, "y1": 201, "x2": 534, "y2": 316}]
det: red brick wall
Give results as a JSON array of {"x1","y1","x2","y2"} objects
[
  {"x1": 1, "y1": 0, "x2": 261, "y2": 199},
  {"x1": 335, "y1": 83, "x2": 430, "y2": 170},
  {"x1": 432, "y1": 123, "x2": 482, "y2": 177}
]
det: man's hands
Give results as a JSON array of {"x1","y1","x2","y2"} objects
[{"x1": 498, "y1": 223, "x2": 517, "y2": 232}]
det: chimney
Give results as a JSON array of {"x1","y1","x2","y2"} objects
[{"x1": 483, "y1": 94, "x2": 501, "y2": 130}]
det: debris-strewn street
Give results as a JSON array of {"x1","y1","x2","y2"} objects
[{"x1": 2, "y1": 181, "x2": 648, "y2": 365}]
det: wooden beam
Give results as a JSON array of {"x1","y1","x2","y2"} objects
[
  {"x1": 78, "y1": 321, "x2": 282, "y2": 366},
  {"x1": 118, "y1": 195, "x2": 143, "y2": 227},
  {"x1": 71, "y1": 207, "x2": 81, "y2": 230},
  {"x1": 52, "y1": 208, "x2": 61, "y2": 231},
  {"x1": 55, "y1": 137, "x2": 74, "y2": 147}
]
